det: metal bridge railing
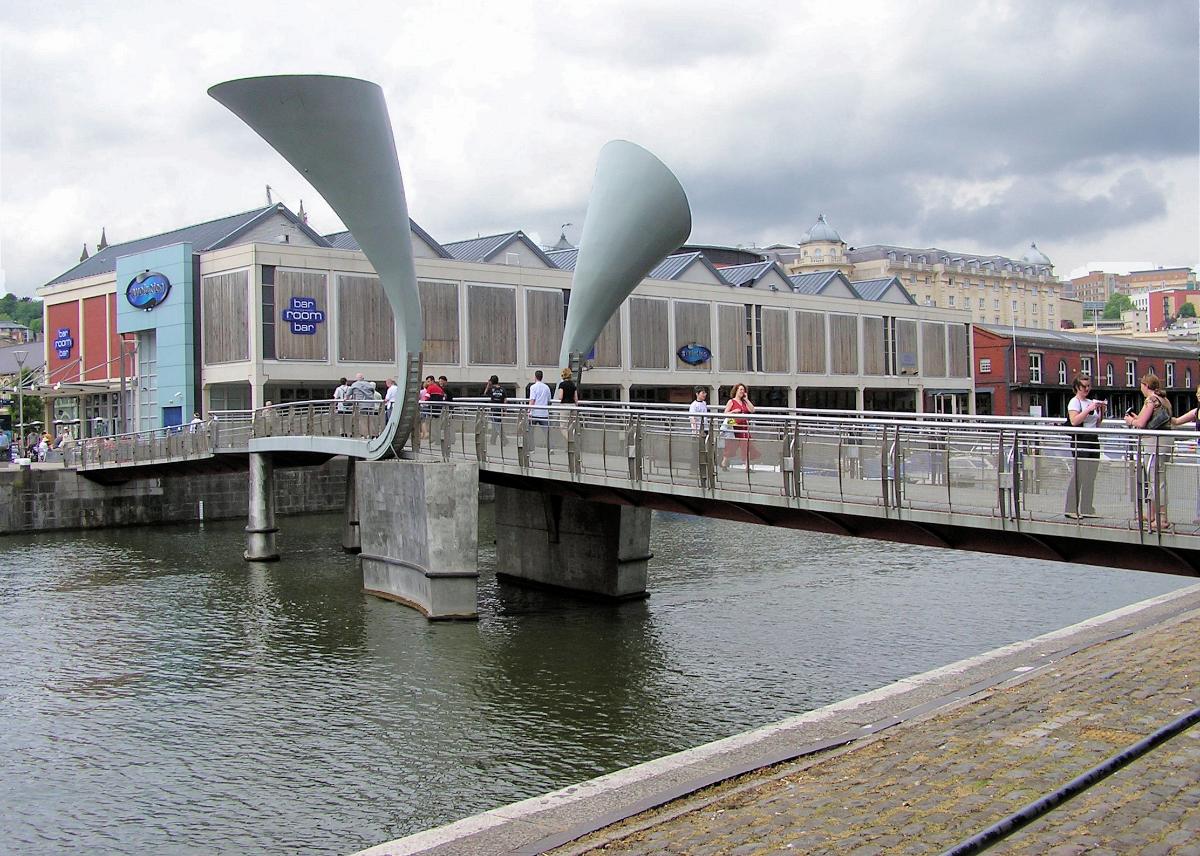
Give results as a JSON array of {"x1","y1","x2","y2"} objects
[
  {"x1": 407, "y1": 401, "x2": 1200, "y2": 538},
  {"x1": 67, "y1": 397, "x2": 1200, "y2": 538}
]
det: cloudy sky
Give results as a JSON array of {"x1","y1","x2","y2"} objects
[{"x1": 1, "y1": 0, "x2": 1196, "y2": 296}]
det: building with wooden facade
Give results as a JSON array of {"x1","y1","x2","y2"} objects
[{"x1": 37, "y1": 204, "x2": 976, "y2": 436}]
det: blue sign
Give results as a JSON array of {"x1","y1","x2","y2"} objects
[
  {"x1": 281, "y1": 297, "x2": 326, "y2": 334},
  {"x1": 677, "y1": 343, "x2": 712, "y2": 366},
  {"x1": 53, "y1": 327, "x2": 74, "y2": 360},
  {"x1": 126, "y1": 272, "x2": 172, "y2": 310}
]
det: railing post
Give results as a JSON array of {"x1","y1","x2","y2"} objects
[
  {"x1": 475, "y1": 410, "x2": 487, "y2": 463},
  {"x1": 566, "y1": 410, "x2": 581, "y2": 477},
  {"x1": 627, "y1": 415, "x2": 643, "y2": 482},
  {"x1": 781, "y1": 423, "x2": 797, "y2": 498},
  {"x1": 516, "y1": 410, "x2": 530, "y2": 469}
]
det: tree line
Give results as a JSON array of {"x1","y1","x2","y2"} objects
[{"x1": 1, "y1": 294, "x2": 43, "y2": 337}]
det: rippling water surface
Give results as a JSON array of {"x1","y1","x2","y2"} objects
[{"x1": 0, "y1": 509, "x2": 1189, "y2": 854}]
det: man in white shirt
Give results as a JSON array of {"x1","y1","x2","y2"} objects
[
  {"x1": 528, "y1": 370, "x2": 551, "y2": 426},
  {"x1": 384, "y1": 378, "x2": 399, "y2": 417},
  {"x1": 689, "y1": 387, "x2": 709, "y2": 433}
]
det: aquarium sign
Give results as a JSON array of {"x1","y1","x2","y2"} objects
[
  {"x1": 54, "y1": 328, "x2": 75, "y2": 360},
  {"x1": 126, "y1": 272, "x2": 172, "y2": 310},
  {"x1": 282, "y1": 297, "x2": 325, "y2": 334},
  {"x1": 677, "y1": 342, "x2": 712, "y2": 366}
]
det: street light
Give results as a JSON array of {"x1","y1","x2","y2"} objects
[{"x1": 13, "y1": 349, "x2": 28, "y2": 460}]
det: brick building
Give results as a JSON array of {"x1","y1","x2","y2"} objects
[{"x1": 973, "y1": 324, "x2": 1200, "y2": 418}]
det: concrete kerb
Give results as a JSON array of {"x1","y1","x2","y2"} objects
[{"x1": 351, "y1": 582, "x2": 1200, "y2": 856}]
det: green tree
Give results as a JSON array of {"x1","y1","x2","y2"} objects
[
  {"x1": 1102, "y1": 292, "x2": 1134, "y2": 320},
  {"x1": 1178, "y1": 302, "x2": 1197, "y2": 319}
]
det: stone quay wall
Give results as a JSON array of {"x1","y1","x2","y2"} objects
[{"x1": 0, "y1": 460, "x2": 349, "y2": 535}]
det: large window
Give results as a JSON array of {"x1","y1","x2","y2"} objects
[
  {"x1": 137, "y1": 331, "x2": 157, "y2": 431},
  {"x1": 1029, "y1": 353, "x2": 1042, "y2": 383},
  {"x1": 1126, "y1": 360, "x2": 1137, "y2": 387},
  {"x1": 1106, "y1": 362, "x2": 1114, "y2": 386},
  {"x1": 1081, "y1": 356, "x2": 1093, "y2": 378},
  {"x1": 1058, "y1": 359, "x2": 1067, "y2": 385}
]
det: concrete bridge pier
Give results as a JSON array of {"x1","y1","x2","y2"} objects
[
  {"x1": 341, "y1": 457, "x2": 361, "y2": 553},
  {"x1": 494, "y1": 486, "x2": 652, "y2": 600},
  {"x1": 358, "y1": 460, "x2": 479, "y2": 620},
  {"x1": 244, "y1": 452, "x2": 280, "y2": 562}
]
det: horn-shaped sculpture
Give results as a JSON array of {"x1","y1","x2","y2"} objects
[
  {"x1": 208, "y1": 75, "x2": 421, "y2": 457},
  {"x1": 560, "y1": 140, "x2": 691, "y2": 369}
]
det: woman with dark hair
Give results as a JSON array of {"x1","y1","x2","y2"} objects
[
  {"x1": 719, "y1": 383, "x2": 756, "y2": 470},
  {"x1": 1065, "y1": 374, "x2": 1105, "y2": 519},
  {"x1": 1124, "y1": 372, "x2": 1173, "y2": 532}
]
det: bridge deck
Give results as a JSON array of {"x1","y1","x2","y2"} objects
[{"x1": 66, "y1": 401, "x2": 1200, "y2": 574}]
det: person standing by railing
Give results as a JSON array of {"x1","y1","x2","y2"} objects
[
  {"x1": 720, "y1": 383, "x2": 757, "y2": 470},
  {"x1": 1124, "y1": 372, "x2": 1173, "y2": 532},
  {"x1": 1064, "y1": 374, "x2": 1104, "y2": 519},
  {"x1": 689, "y1": 387, "x2": 709, "y2": 434},
  {"x1": 1170, "y1": 384, "x2": 1200, "y2": 524},
  {"x1": 483, "y1": 375, "x2": 506, "y2": 443}
]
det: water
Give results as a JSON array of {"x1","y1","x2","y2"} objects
[{"x1": 0, "y1": 509, "x2": 1189, "y2": 854}]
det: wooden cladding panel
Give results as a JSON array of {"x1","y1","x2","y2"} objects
[
  {"x1": 795, "y1": 310, "x2": 826, "y2": 374},
  {"x1": 629, "y1": 297, "x2": 669, "y2": 369},
  {"x1": 896, "y1": 319, "x2": 919, "y2": 376},
  {"x1": 526, "y1": 290, "x2": 565, "y2": 367},
  {"x1": 829, "y1": 314, "x2": 859, "y2": 375},
  {"x1": 922, "y1": 321, "x2": 947, "y2": 377},
  {"x1": 275, "y1": 270, "x2": 329, "y2": 361},
  {"x1": 419, "y1": 280, "x2": 460, "y2": 364},
  {"x1": 862, "y1": 316, "x2": 886, "y2": 375},
  {"x1": 202, "y1": 270, "x2": 249, "y2": 364},
  {"x1": 338, "y1": 275, "x2": 395, "y2": 362},
  {"x1": 673, "y1": 301, "x2": 711, "y2": 372},
  {"x1": 467, "y1": 284, "x2": 516, "y2": 365},
  {"x1": 948, "y1": 324, "x2": 970, "y2": 378},
  {"x1": 718, "y1": 304, "x2": 747, "y2": 373},
  {"x1": 761, "y1": 307, "x2": 790, "y2": 373},
  {"x1": 592, "y1": 311, "x2": 622, "y2": 368}
]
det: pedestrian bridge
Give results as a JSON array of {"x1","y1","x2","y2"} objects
[{"x1": 67, "y1": 401, "x2": 1200, "y2": 579}]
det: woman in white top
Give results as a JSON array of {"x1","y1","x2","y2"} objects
[{"x1": 1065, "y1": 374, "x2": 1105, "y2": 519}]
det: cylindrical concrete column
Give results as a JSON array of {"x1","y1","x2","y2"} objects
[
  {"x1": 244, "y1": 452, "x2": 280, "y2": 562},
  {"x1": 342, "y1": 456, "x2": 361, "y2": 553}
]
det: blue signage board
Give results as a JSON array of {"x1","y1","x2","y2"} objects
[
  {"x1": 281, "y1": 297, "x2": 326, "y2": 334},
  {"x1": 126, "y1": 272, "x2": 172, "y2": 310},
  {"x1": 53, "y1": 327, "x2": 75, "y2": 360},
  {"x1": 677, "y1": 343, "x2": 712, "y2": 366}
]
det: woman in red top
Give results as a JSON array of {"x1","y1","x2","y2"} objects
[{"x1": 720, "y1": 383, "x2": 756, "y2": 469}]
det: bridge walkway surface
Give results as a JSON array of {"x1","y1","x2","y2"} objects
[{"x1": 356, "y1": 584, "x2": 1200, "y2": 856}]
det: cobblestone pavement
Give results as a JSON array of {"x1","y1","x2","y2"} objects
[{"x1": 551, "y1": 613, "x2": 1200, "y2": 856}]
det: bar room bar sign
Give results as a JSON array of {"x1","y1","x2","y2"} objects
[
  {"x1": 282, "y1": 297, "x2": 325, "y2": 334},
  {"x1": 54, "y1": 328, "x2": 75, "y2": 360}
]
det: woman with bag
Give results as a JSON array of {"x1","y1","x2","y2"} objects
[
  {"x1": 719, "y1": 383, "x2": 756, "y2": 470},
  {"x1": 1124, "y1": 372, "x2": 1173, "y2": 532},
  {"x1": 1170, "y1": 384, "x2": 1200, "y2": 523}
]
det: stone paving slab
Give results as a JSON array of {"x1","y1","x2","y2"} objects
[{"x1": 354, "y1": 584, "x2": 1200, "y2": 856}]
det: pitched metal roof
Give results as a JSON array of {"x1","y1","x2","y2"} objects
[
  {"x1": 322, "y1": 219, "x2": 452, "y2": 258},
  {"x1": 977, "y1": 324, "x2": 1199, "y2": 358},
  {"x1": 45, "y1": 204, "x2": 330, "y2": 287},
  {"x1": 849, "y1": 275, "x2": 915, "y2": 303},
  {"x1": 648, "y1": 251, "x2": 726, "y2": 283},
  {"x1": 788, "y1": 270, "x2": 857, "y2": 296},
  {"x1": 718, "y1": 260, "x2": 791, "y2": 288},
  {"x1": 441, "y1": 231, "x2": 557, "y2": 267},
  {"x1": 545, "y1": 248, "x2": 578, "y2": 271}
]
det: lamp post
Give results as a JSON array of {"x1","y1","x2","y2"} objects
[{"x1": 13, "y1": 349, "x2": 28, "y2": 459}]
